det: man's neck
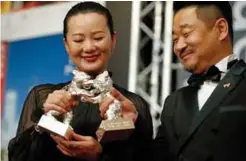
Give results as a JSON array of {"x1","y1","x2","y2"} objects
[{"x1": 194, "y1": 53, "x2": 233, "y2": 74}]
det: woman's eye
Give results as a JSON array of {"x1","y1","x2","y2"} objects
[
  {"x1": 74, "y1": 40, "x2": 83, "y2": 43},
  {"x1": 94, "y1": 37, "x2": 103, "y2": 41}
]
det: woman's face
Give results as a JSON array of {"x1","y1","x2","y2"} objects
[{"x1": 64, "y1": 12, "x2": 116, "y2": 75}]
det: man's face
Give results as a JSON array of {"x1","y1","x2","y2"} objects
[
  {"x1": 173, "y1": 6, "x2": 217, "y2": 74},
  {"x1": 64, "y1": 12, "x2": 116, "y2": 75}
]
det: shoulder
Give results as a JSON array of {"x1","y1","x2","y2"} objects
[
  {"x1": 162, "y1": 86, "x2": 190, "y2": 114},
  {"x1": 28, "y1": 81, "x2": 70, "y2": 99},
  {"x1": 165, "y1": 86, "x2": 189, "y2": 101}
]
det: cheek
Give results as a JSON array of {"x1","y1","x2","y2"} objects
[
  {"x1": 173, "y1": 48, "x2": 179, "y2": 57},
  {"x1": 98, "y1": 40, "x2": 112, "y2": 54},
  {"x1": 187, "y1": 36, "x2": 207, "y2": 58},
  {"x1": 187, "y1": 35, "x2": 203, "y2": 47},
  {"x1": 68, "y1": 43, "x2": 82, "y2": 57}
]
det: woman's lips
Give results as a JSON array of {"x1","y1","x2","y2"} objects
[{"x1": 82, "y1": 55, "x2": 100, "y2": 62}]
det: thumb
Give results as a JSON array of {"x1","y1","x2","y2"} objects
[
  {"x1": 110, "y1": 88, "x2": 125, "y2": 101},
  {"x1": 72, "y1": 132, "x2": 91, "y2": 141}
]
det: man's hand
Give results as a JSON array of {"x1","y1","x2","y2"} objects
[
  {"x1": 43, "y1": 90, "x2": 79, "y2": 114},
  {"x1": 51, "y1": 132, "x2": 102, "y2": 161},
  {"x1": 99, "y1": 88, "x2": 138, "y2": 123}
]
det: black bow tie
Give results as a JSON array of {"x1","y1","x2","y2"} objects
[
  {"x1": 187, "y1": 59, "x2": 238, "y2": 87},
  {"x1": 187, "y1": 66, "x2": 221, "y2": 87}
]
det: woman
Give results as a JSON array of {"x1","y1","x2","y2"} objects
[{"x1": 8, "y1": 2, "x2": 153, "y2": 161}]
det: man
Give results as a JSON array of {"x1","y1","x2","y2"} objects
[{"x1": 156, "y1": 2, "x2": 246, "y2": 161}]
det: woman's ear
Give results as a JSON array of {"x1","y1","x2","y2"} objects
[
  {"x1": 63, "y1": 38, "x2": 69, "y2": 55},
  {"x1": 111, "y1": 32, "x2": 117, "y2": 53}
]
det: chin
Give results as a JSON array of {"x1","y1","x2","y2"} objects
[
  {"x1": 78, "y1": 62, "x2": 102, "y2": 72},
  {"x1": 82, "y1": 67, "x2": 104, "y2": 75},
  {"x1": 184, "y1": 63, "x2": 197, "y2": 73}
]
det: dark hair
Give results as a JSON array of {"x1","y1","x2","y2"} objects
[
  {"x1": 173, "y1": 1, "x2": 233, "y2": 44},
  {"x1": 63, "y1": 2, "x2": 114, "y2": 39}
]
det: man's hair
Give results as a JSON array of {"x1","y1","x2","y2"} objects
[
  {"x1": 173, "y1": 2, "x2": 233, "y2": 44},
  {"x1": 63, "y1": 2, "x2": 114, "y2": 39}
]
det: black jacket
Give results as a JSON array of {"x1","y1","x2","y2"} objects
[{"x1": 155, "y1": 60, "x2": 246, "y2": 161}]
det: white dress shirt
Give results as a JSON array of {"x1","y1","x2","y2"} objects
[{"x1": 197, "y1": 55, "x2": 238, "y2": 110}]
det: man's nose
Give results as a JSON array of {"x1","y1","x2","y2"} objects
[{"x1": 174, "y1": 38, "x2": 187, "y2": 54}]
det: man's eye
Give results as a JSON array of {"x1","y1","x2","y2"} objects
[
  {"x1": 183, "y1": 32, "x2": 189, "y2": 37},
  {"x1": 94, "y1": 37, "x2": 103, "y2": 41},
  {"x1": 173, "y1": 39, "x2": 178, "y2": 44}
]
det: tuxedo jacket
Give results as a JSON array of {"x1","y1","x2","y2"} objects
[{"x1": 156, "y1": 60, "x2": 246, "y2": 161}]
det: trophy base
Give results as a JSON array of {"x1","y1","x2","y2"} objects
[
  {"x1": 96, "y1": 118, "x2": 135, "y2": 143},
  {"x1": 37, "y1": 115, "x2": 73, "y2": 140}
]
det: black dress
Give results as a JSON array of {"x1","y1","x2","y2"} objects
[{"x1": 8, "y1": 82, "x2": 153, "y2": 161}]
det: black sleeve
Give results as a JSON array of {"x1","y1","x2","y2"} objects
[
  {"x1": 9, "y1": 83, "x2": 67, "y2": 161},
  {"x1": 16, "y1": 85, "x2": 55, "y2": 135},
  {"x1": 152, "y1": 96, "x2": 178, "y2": 161},
  {"x1": 129, "y1": 93, "x2": 153, "y2": 141},
  {"x1": 129, "y1": 94, "x2": 154, "y2": 161},
  {"x1": 16, "y1": 82, "x2": 68, "y2": 135}
]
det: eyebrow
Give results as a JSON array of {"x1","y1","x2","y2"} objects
[
  {"x1": 71, "y1": 31, "x2": 105, "y2": 36},
  {"x1": 72, "y1": 33, "x2": 83, "y2": 36},
  {"x1": 172, "y1": 24, "x2": 193, "y2": 35},
  {"x1": 180, "y1": 24, "x2": 193, "y2": 29}
]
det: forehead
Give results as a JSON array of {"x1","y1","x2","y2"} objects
[
  {"x1": 67, "y1": 12, "x2": 108, "y2": 30},
  {"x1": 173, "y1": 6, "x2": 201, "y2": 31}
]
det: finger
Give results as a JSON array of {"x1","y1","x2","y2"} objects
[
  {"x1": 110, "y1": 88, "x2": 125, "y2": 101},
  {"x1": 99, "y1": 96, "x2": 114, "y2": 107},
  {"x1": 44, "y1": 103, "x2": 67, "y2": 114},
  {"x1": 122, "y1": 112, "x2": 138, "y2": 123},
  {"x1": 63, "y1": 91, "x2": 79, "y2": 107},
  {"x1": 59, "y1": 96, "x2": 72, "y2": 110},
  {"x1": 81, "y1": 95, "x2": 93, "y2": 103},
  {"x1": 50, "y1": 134, "x2": 57, "y2": 143},
  {"x1": 120, "y1": 100, "x2": 138, "y2": 121},
  {"x1": 48, "y1": 91, "x2": 74, "y2": 110},
  {"x1": 50, "y1": 134, "x2": 56, "y2": 139},
  {"x1": 54, "y1": 94, "x2": 73, "y2": 111},
  {"x1": 60, "y1": 140, "x2": 83, "y2": 149},
  {"x1": 45, "y1": 95, "x2": 68, "y2": 111},
  {"x1": 53, "y1": 135, "x2": 79, "y2": 149},
  {"x1": 99, "y1": 98, "x2": 114, "y2": 118},
  {"x1": 57, "y1": 144, "x2": 74, "y2": 157},
  {"x1": 50, "y1": 134, "x2": 64, "y2": 144},
  {"x1": 72, "y1": 132, "x2": 93, "y2": 141},
  {"x1": 51, "y1": 134, "x2": 77, "y2": 155},
  {"x1": 71, "y1": 99, "x2": 80, "y2": 107}
]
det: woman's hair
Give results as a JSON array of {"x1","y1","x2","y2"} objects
[{"x1": 63, "y1": 2, "x2": 114, "y2": 39}]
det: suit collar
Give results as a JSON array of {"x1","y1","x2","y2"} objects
[
  {"x1": 173, "y1": 87, "x2": 198, "y2": 141},
  {"x1": 215, "y1": 55, "x2": 233, "y2": 73},
  {"x1": 230, "y1": 59, "x2": 246, "y2": 76},
  {"x1": 179, "y1": 60, "x2": 246, "y2": 153}
]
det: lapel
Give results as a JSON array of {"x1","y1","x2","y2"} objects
[
  {"x1": 173, "y1": 86, "x2": 199, "y2": 142},
  {"x1": 179, "y1": 60, "x2": 246, "y2": 150}
]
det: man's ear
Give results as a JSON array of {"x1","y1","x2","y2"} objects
[{"x1": 214, "y1": 18, "x2": 229, "y2": 41}]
